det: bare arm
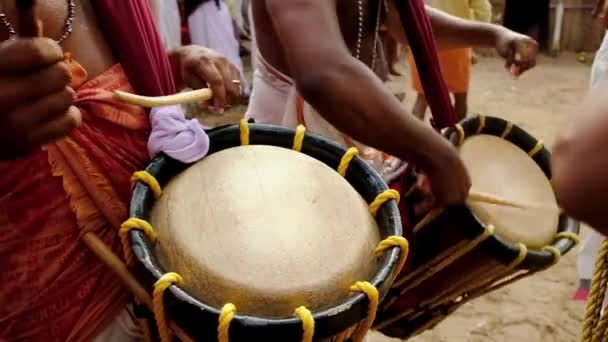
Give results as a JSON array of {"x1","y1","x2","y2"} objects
[
  {"x1": 265, "y1": 0, "x2": 455, "y2": 171},
  {"x1": 386, "y1": 4, "x2": 501, "y2": 49},
  {"x1": 552, "y1": 84, "x2": 608, "y2": 234}
]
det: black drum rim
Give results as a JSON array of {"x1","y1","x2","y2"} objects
[
  {"x1": 444, "y1": 115, "x2": 580, "y2": 269},
  {"x1": 129, "y1": 123, "x2": 403, "y2": 340}
]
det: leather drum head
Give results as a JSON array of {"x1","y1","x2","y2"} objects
[
  {"x1": 459, "y1": 135, "x2": 560, "y2": 249},
  {"x1": 150, "y1": 145, "x2": 381, "y2": 318}
]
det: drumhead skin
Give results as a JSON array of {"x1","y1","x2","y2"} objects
[
  {"x1": 151, "y1": 145, "x2": 381, "y2": 317},
  {"x1": 445, "y1": 116, "x2": 579, "y2": 268},
  {"x1": 128, "y1": 123, "x2": 403, "y2": 340},
  {"x1": 460, "y1": 135, "x2": 560, "y2": 249}
]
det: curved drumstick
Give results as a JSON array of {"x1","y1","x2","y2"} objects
[
  {"x1": 413, "y1": 191, "x2": 547, "y2": 233},
  {"x1": 114, "y1": 88, "x2": 213, "y2": 107},
  {"x1": 468, "y1": 191, "x2": 529, "y2": 209},
  {"x1": 113, "y1": 80, "x2": 241, "y2": 108}
]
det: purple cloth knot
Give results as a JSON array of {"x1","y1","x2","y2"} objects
[{"x1": 147, "y1": 105, "x2": 210, "y2": 163}]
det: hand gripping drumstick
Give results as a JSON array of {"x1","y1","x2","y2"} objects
[{"x1": 114, "y1": 80, "x2": 241, "y2": 108}]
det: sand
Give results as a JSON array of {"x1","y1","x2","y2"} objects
[{"x1": 194, "y1": 53, "x2": 592, "y2": 342}]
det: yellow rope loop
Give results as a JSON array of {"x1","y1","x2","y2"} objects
[
  {"x1": 218, "y1": 303, "x2": 237, "y2": 342},
  {"x1": 483, "y1": 224, "x2": 496, "y2": 238},
  {"x1": 349, "y1": 281, "x2": 379, "y2": 342},
  {"x1": 118, "y1": 218, "x2": 158, "y2": 265},
  {"x1": 153, "y1": 273, "x2": 184, "y2": 342},
  {"x1": 369, "y1": 189, "x2": 400, "y2": 217},
  {"x1": 508, "y1": 243, "x2": 528, "y2": 268},
  {"x1": 338, "y1": 147, "x2": 359, "y2": 177},
  {"x1": 239, "y1": 119, "x2": 250, "y2": 146},
  {"x1": 528, "y1": 140, "x2": 544, "y2": 157},
  {"x1": 501, "y1": 122, "x2": 514, "y2": 138},
  {"x1": 293, "y1": 125, "x2": 306, "y2": 152},
  {"x1": 454, "y1": 124, "x2": 465, "y2": 146},
  {"x1": 541, "y1": 246, "x2": 561, "y2": 267},
  {"x1": 294, "y1": 306, "x2": 315, "y2": 342},
  {"x1": 374, "y1": 236, "x2": 409, "y2": 274},
  {"x1": 554, "y1": 232, "x2": 580, "y2": 246},
  {"x1": 475, "y1": 115, "x2": 486, "y2": 135},
  {"x1": 131, "y1": 171, "x2": 162, "y2": 200}
]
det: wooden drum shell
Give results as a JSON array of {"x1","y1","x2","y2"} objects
[{"x1": 375, "y1": 116, "x2": 580, "y2": 339}]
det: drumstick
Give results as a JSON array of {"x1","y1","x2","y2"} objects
[
  {"x1": 468, "y1": 191, "x2": 529, "y2": 209},
  {"x1": 114, "y1": 80, "x2": 241, "y2": 108},
  {"x1": 81, "y1": 233, "x2": 194, "y2": 342}
]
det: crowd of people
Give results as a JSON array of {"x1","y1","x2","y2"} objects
[{"x1": 0, "y1": 0, "x2": 606, "y2": 341}]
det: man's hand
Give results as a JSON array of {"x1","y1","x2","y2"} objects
[
  {"x1": 423, "y1": 139, "x2": 472, "y2": 206},
  {"x1": 594, "y1": 0, "x2": 608, "y2": 28},
  {"x1": 170, "y1": 45, "x2": 242, "y2": 113},
  {"x1": 0, "y1": 38, "x2": 81, "y2": 159},
  {"x1": 495, "y1": 29, "x2": 539, "y2": 77}
]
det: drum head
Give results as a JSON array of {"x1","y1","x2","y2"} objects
[
  {"x1": 150, "y1": 145, "x2": 381, "y2": 317},
  {"x1": 460, "y1": 135, "x2": 560, "y2": 249}
]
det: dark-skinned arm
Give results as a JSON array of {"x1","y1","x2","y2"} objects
[
  {"x1": 386, "y1": 4, "x2": 501, "y2": 49},
  {"x1": 265, "y1": 0, "x2": 454, "y2": 170},
  {"x1": 552, "y1": 84, "x2": 608, "y2": 235},
  {"x1": 266, "y1": 0, "x2": 471, "y2": 205}
]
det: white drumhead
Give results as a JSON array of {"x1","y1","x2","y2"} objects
[
  {"x1": 459, "y1": 135, "x2": 559, "y2": 249},
  {"x1": 150, "y1": 145, "x2": 381, "y2": 317}
]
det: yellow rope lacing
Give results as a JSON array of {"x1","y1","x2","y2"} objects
[
  {"x1": 501, "y1": 122, "x2": 513, "y2": 138},
  {"x1": 582, "y1": 240, "x2": 608, "y2": 342},
  {"x1": 528, "y1": 140, "x2": 544, "y2": 157},
  {"x1": 554, "y1": 231, "x2": 580, "y2": 245},
  {"x1": 349, "y1": 281, "x2": 379, "y2": 342},
  {"x1": 132, "y1": 170, "x2": 162, "y2": 199},
  {"x1": 375, "y1": 236, "x2": 409, "y2": 274},
  {"x1": 369, "y1": 189, "x2": 400, "y2": 217},
  {"x1": 338, "y1": 147, "x2": 359, "y2": 177},
  {"x1": 119, "y1": 218, "x2": 158, "y2": 266},
  {"x1": 454, "y1": 124, "x2": 465, "y2": 146},
  {"x1": 293, "y1": 125, "x2": 306, "y2": 152},
  {"x1": 153, "y1": 272, "x2": 184, "y2": 342},
  {"x1": 475, "y1": 115, "x2": 486, "y2": 135},
  {"x1": 294, "y1": 306, "x2": 315, "y2": 342},
  {"x1": 218, "y1": 303, "x2": 237, "y2": 342},
  {"x1": 239, "y1": 118, "x2": 249, "y2": 146}
]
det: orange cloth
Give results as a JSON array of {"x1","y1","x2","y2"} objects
[
  {"x1": 0, "y1": 56, "x2": 150, "y2": 341},
  {"x1": 408, "y1": 47, "x2": 472, "y2": 94}
]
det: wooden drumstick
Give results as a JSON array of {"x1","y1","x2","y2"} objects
[
  {"x1": 82, "y1": 233, "x2": 194, "y2": 342},
  {"x1": 114, "y1": 80, "x2": 241, "y2": 108},
  {"x1": 468, "y1": 191, "x2": 529, "y2": 209}
]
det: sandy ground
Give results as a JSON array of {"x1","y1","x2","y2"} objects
[{"x1": 193, "y1": 53, "x2": 592, "y2": 342}]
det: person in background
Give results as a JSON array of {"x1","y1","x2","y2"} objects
[
  {"x1": 186, "y1": 0, "x2": 250, "y2": 96},
  {"x1": 408, "y1": 0, "x2": 493, "y2": 121},
  {"x1": 566, "y1": 0, "x2": 608, "y2": 302},
  {"x1": 503, "y1": 0, "x2": 550, "y2": 50},
  {"x1": 149, "y1": 0, "x2": 183, "y2": 50}
]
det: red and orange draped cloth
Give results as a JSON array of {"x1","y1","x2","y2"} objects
[{"x1": 0, "y1": 0, "x2": 176, "y2": 340}]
